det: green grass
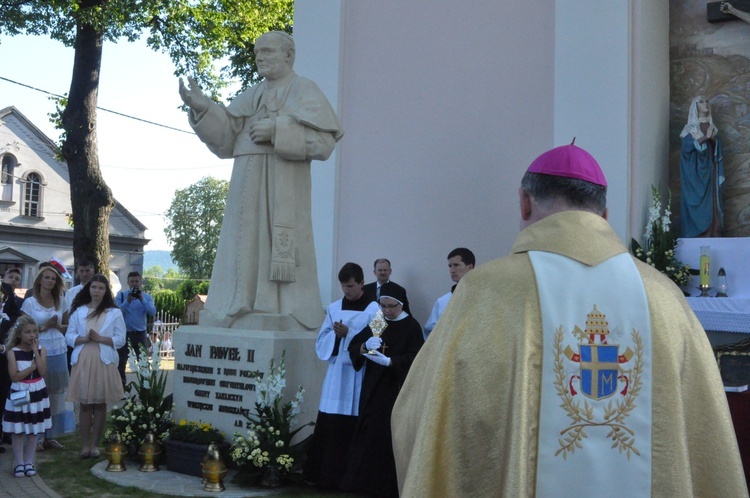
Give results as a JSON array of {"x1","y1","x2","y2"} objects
[
  {"x1": 35, "y1": 434, "x2": 172, "y2": 498},
  {"x1": 36, "y1": 433, "x2": 354, "y2": 497}
]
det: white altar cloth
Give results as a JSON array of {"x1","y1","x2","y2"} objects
[{"x1": 686, "y1": 297, "x2": 750, "y2": 334}]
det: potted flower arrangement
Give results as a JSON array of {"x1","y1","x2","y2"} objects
[
  {"x1": 164, "y1": 420, "x2": 228, "y2": 477},
  {"x1": 631, "y1": 186, "x2": 691, "y2": 288},
  {"x1": 105, "y1": 344, "x2": 173, "y2": 455},
  {"x1": 231, "y1": 351, "x2": 312, "y2": 487}
]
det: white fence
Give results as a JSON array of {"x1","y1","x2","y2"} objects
[{"x1": 150, "y1": 310, "x2": 179, "y2": 358}]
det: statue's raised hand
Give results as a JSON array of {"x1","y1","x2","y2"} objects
[{"x1": 179, "y1": 76, "x2": 211, "y2": 113}]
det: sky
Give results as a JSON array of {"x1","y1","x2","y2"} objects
[{"x1": 0, "y1": 33, "x2": 235, "y2": 251}]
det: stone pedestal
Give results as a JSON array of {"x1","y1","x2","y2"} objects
[{"x1": 172, "y1": 326, "x2": 326, "y2": 443}]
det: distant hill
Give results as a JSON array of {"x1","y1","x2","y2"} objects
[{"x1": 144, "y1": 250, "x2": 179, "y2": 272}]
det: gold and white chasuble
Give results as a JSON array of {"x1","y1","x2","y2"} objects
[
  {"x1": 392, "y1": 211, "x2": 747, "y2": 498},
  {"x1": 530, "y1": 251, "x2": 651, "y2": 497}
]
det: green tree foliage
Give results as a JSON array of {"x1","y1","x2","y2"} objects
[
  {"x1": 152, "y1": 289, "x2": 185, "y2": 320},
  {"x1": 0, "y1": 1, "x2": 293, "y2": 271},
  {"x1": 142, "y1": 265, "x2": 165, "y2": 292},
  {"x1": 143, "y1": 266, "x2": 189, "y2": 292},
  {"x1": 163, "y1": 268, "x2": 187, "y2": 291},
  {"x1": 165, "y1": 176, "x2": 228, "y2": 279},
  {"x1": 197, "y1": 281, "x2": 210, "y2": 296},
  {"x1": 144, "y1": 265, "x2": 165, "y2": 279},
  {"x1": 142, "y1": 277, "x2": 162, "y2": 293},
  {"x1": 176, "y1": 279, "x2": 200, "y2": 301}
]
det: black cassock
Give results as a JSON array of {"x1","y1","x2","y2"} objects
[{"x1": 341, "y1": 314, "x2": 424, "y2": 497}]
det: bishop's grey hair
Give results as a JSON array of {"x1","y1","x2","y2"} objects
[{"x1": 520, "y1": 172, "x2": 607, "y2": 214}]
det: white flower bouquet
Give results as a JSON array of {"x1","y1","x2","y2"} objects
[
  {"x1": 230, "y1": 351, "x2": 311, "y2": 484},
  {"x1": 631, "y1": 186, "x2": 691, "y2": 288},
  {"x1": 105, "y1": 343, "x2": 173, "y2": 447}
]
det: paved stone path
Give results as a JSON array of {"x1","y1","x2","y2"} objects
[{"x1": 0, "y1": 444, "x2": 61, "y2": 498}]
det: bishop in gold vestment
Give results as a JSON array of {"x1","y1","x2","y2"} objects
[{"x1": 392, "y1": 144, "x2": 747, "y2": 497}]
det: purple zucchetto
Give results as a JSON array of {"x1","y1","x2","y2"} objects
[{"x1": 526, "y1": 140, "x2": 607, "y2": 187}]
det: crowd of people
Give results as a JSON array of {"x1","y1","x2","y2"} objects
[
  {"x1": 304, "y1": 250, "x2": 475, "y2": 496},
  {"x1": 0, "y1": 262, "x2": 155, "y2": 478},
  {"x1": 1, "y1": 141, "x2": 746, "y2": 496}
]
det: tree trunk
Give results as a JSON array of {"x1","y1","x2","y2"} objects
[{"x1": 61, "y1": 10, "x2": 113, "y2": 276}]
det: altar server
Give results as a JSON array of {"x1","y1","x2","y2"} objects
[{"x1": 304, "y1": 263, "x2": 379, "y2": 490}]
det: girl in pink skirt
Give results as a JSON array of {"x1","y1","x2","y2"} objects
[{"x1": 66, "y1": 273, "x2": 125, "y2": 458}]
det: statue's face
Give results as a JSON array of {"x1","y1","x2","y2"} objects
[
  {"x1": 697, "y1": 97, "x2": 710, "y2": 116},
  {"x1": 255, "y1": 35, "x2": 292, "y2": 80}
]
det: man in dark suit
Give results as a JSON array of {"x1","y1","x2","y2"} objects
[
  {"x1": 362, "y1": 258, "x2": 410, "y2": 313},
  {"x1": 1, "y1": 267, "x2": 24, "y2": 450}
]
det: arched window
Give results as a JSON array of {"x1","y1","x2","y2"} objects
[
  {"x1": 23, "y1": 172, "x2": 42, "y2": 217},
  {"x1": 1, "y1": 154, "x2": 17, "y2": 202},
  {"x1": 1, "y1": 154, "x2": 16, "y2": 184}
]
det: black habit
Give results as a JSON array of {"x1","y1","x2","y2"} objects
[{"x1": 341, "y1": 313, "x2": 424, "y2": 497}]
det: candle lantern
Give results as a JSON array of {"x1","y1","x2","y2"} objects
[
  {"x1": 717, "y1": 267, "x2": 728, "y2": 297},
  {"x1": 104, "y1": 433, "x2": 128, "y2": 472},
  {"x1": 699, "y1": 246, "x2": 711, "y2": 297},
  {"x1": 138, "y1": 433, "x2": 161, "y2": 472},
  {"x1": 202, "y1": 444, "x2": 227, "y2": 492}
]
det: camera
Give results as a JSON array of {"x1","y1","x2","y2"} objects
[{"x1": 130, "y1": 287, "x2": 143, "y2": 299}]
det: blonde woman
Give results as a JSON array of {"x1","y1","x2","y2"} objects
[{"x1": 20, "y1": 266, "x2": 69, "y2": 449}]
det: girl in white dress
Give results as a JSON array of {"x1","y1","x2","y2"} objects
[
  {"x1": 66, "y1": 273, "x2": 125, "y2": 458},
  {"x1": 2, "y1": 315, "x2": 51, "y2": 477}
]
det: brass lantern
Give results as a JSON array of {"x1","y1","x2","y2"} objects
[
  {"x1": 104, "y1": 433, "x2": 128, "y2": 472},
  {"x1": 202, "y1": 444, "x2": 227, "y2": 492},
  {"x1": 138, "y1": 433, "x2": 162, "y2": 472}
]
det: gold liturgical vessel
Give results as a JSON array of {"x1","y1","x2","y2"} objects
[{"x1": 367, "y1": 310, "x2": 388, "y2": 354}]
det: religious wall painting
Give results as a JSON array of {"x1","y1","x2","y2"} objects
[
  {"x1": 552, "y1": 305, "x2": 645, "y2": 460},
  {"x1": 670, "y1": 0, "x2": 750, "y2": 236}
]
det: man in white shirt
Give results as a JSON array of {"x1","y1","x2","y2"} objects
[
  {"x1": 64, "y1": 260, "x2": 94, "y2": 373},
  {"x1": 64, "y1": 260, "x2": 95, "y2": 310},
  {"x1": 423, "y1": 248, "x2": 475, "y2": 339}
]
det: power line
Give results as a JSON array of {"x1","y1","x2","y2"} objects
[
  {"x1": 0, "y1": 75, "x2": 195, "y2": 134},
  {"x1": 0, "y1": 128, "x2": 231, "y2": 172}
]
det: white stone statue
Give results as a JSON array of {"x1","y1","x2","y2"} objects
[{"x1": 179, "y1": 31, "x2": 344, "y2": 331}]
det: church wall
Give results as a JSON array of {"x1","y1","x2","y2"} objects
[
  {"x1": 297, "y1": 2, "x2": 671, "y2": 322},
  {"x1": 630, "y1": 1, "x2": 672, "y2": 243},
  {"x1": 332, "y1": 1, "x2": 556, "y2": 323},
  {"x1": 554, "y1": 1, "x2": 632, "y2": 239},
  {"x1": 294, "y1": 0, "x2": 343, "y2": 304},
  {"x1": 670, "y1": 0, "x2": 750, "y2": 237}
]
